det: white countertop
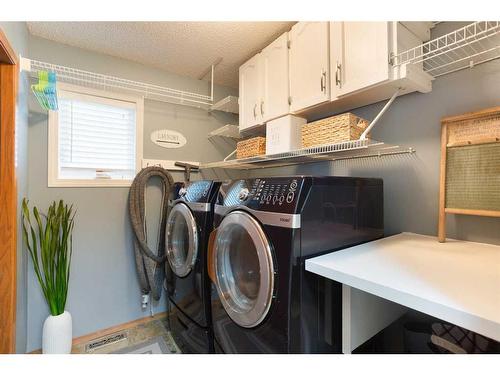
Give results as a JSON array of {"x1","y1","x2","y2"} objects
[{"x1": 305, "y1": 232, "x2": 500, "y2": 341}]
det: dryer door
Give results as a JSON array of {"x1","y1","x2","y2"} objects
[
  {"x1": 166, "y1": 203, "x2": 199, "y2": 277},
  {"x1": 214, "y1": 211, "x2": 275, "y2": 328}
]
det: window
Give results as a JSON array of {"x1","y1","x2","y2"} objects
[{"x1": 48, "y1": 84, "x2": 143, "y2": 187}]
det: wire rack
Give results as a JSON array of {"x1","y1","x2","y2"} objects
[
  {"x1": 210, "y1": 95, "x2": 239, "y2": 114},
  {"x1": 22, "y1": 57, "x2": 214, "y2": 109},
  {"x1": 208, "y1": 124, "x2": 241, "y2": 139},
  {"x1": 392, "y1": 21, "x2": 500, "y2": 77},
  {"x1": 200, "y1": 139, "x2": 415, "y2": 170}
]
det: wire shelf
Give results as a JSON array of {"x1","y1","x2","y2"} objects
[
  {"x1": 393, "y1": 21, "x2": 500, "y2": 77},
  {"x1": 200, "y1": 139, "x2": 415, "y2": 170},
  {"x1": 208, "y1": 124, "x2": 241, "y2": 139},
  {"x1": 22, "y1": 57, "x2": 214, "y2": 109},
  {"x1": 210, "y1": 95, "x2": 239, "y2": 114}
]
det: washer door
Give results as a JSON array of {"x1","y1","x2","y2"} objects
[
  {"x1": 214, "y1": 211, "x2": 275, "y2": 328},
  {"x1": 166, "y1": 203, "x2": 198, "y2": 277}
]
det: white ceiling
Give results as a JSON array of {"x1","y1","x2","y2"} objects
[{"x1": 27, "y1": 22, "x2": 295, "y2": 88}]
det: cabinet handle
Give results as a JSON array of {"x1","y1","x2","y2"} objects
[
  {"x1": 260, "y1": 100, "x2": 264, "y2": 116},
  {"x1": 320, "y1": 70, "x2": 327, "y2": 92},
  {"x1": 253, "y1": 103, "x2": 257, "y2": 119},
  {"x1": 335, "y1": 62, "x2": 342, "y2": 88},
  {"x1": 320, "y1": 71, "x2": 324, "y2": 92}
]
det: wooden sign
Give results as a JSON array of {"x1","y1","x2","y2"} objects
[{"x1": 438, "y1": 106, "x2": 500, "y2": 242}]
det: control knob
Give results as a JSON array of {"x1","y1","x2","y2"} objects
[{"x1": 238, "y1": 188, "x2": 250, "y2": 201}]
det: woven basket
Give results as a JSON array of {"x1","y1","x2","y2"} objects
[
  {"x1": 236, "y1": 137, "x2": 266, "y2": 159},
  {"x1": 301, "y1": 113, "x2": 370, "y2": 148}
]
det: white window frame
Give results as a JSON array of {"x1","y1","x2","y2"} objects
[{"x1": 48, "y1": 83, "x2": 144, "y2": 188}]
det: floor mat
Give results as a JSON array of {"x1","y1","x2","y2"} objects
[
  {"x1": 111, "y1": 336, "x2": 172, "y2": 354},
  {"x1": 69, "y1": 315, "x2": 181, "y2": 354}
]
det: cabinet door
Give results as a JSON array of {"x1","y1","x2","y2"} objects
[
  {"x1": 289, "y1": 22, "x2": 330, "y2": 112},
  {"x1": 330, "y1": 22, "x2": 390, "y2": 99},
  {"x1": 239, "y1": 53, "x2": 262, "y2": 131},
  {"x1": 261, "y1": 32, "x2": 290, "y2": 122}
]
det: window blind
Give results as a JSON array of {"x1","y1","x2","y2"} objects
[{"x1": 57, "y1": 91, "x2": 137, "y2": 181}]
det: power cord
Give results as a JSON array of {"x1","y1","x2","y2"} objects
[{"x1": 163, "y1": 279, "x2": 172, "y2": 332}]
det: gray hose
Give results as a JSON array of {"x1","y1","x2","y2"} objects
[{"x1": 129, "y1": 166, "x2": 174, "y2": 301}]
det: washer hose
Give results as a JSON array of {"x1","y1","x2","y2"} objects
[{"x1": 129, "y1": 166, "x2": 174, "y2": 301}]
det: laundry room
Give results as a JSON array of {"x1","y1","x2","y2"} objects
[{"x1": 1, "y1": 1, "x2": 499, "y2": 373}]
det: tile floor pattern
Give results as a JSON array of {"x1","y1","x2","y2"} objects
[{"x1": 71, "y1": 315, "x2": 181, "y2": 354}]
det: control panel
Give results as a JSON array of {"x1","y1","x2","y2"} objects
[
  {"x1": 223, "y1": 177, "x2": 306, "y2": 213},
  {"x1": 184, "y1": 180, "x2": 213, "y2": 202}
]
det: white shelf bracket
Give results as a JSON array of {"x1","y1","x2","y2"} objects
[
  {"x1": 199, "y1": 57, "x2": 222, "y2": 102},
  {"x1": 223, "y1": 149, "x2": 237, "y2": 162},
  {"x1": 360, "y1": 88, "x2": 401, "y2": 140}
]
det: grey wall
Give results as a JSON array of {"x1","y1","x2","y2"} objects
[
  {"x1": 26, "y1": 35, "x2": 237, "y2": 352},
  {"x1": 205, "y1": 22, "x2": 500, "y2": 246},
  {"x1": 0, "y1": 21, "x2": 30, "y2": 354}
]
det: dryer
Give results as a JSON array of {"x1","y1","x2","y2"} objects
[
  {"x1": 209, "y1": 176, "x2": 384, "y2": 353},
  {"x1": 165, "y1": 180, "x2": 221, "y2": 353}
]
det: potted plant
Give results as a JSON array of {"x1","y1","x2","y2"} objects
[{"x1": 22, "y1": 199, "x2": 76, "y2": 354}]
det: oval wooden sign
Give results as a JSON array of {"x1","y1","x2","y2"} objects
[{"x1": 150, "y1": 129, "x2": 187, "y2": 149}]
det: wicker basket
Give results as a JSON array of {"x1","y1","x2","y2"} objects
[
  {"x1": 236, "y1": 137, "x2": 266, "y2": 159},
  {"x1": 301, "y1": 113, "x2": 370, "y2": 148}
]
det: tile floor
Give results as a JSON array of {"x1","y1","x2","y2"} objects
[{"x1": 70, "y1": 315, "x2": 180, "y2": 354}]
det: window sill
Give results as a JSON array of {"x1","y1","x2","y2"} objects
[{"x1": 48, "y1": 179, "x2": 133, "y2": 188}]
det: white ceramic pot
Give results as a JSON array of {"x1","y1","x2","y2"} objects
[{"x1": 42, "y1": 311, "x2": 73, "y2": 354}]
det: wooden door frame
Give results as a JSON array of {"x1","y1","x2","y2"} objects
[{"x1": 0, "y1": 27, "x2": 18, "y2": 354}]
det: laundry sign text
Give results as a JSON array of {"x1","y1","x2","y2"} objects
[{"x1": 150, "y1": 129, "x2": 187, "y2": 149}]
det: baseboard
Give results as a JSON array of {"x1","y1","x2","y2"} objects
[{"x1": 29, "y1": 311, "x2": 167, "y2": 354}]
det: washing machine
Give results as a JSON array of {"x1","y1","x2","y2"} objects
[
  {"x1": 208, "y1": 176, "x2": 384, "y2": 353},
  {"x1": 165, "y1": 180, "x2": 221, "y2": 353}
]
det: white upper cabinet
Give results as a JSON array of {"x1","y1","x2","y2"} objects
[
  {"x1": 238, "y1": 22, "x2": 432, "y2": 127},
  {"x1": 331, "y1": 22, "x2": 391, "y2": 99},
  {"x1": 330, "y1": 22, "x2": 430, "y2": 101},
  {"x1": 289, "y1": 22, "x2": 330, "y2": 113},
  {"x1": 239, "y1": 53, "x2": 263, "y2": 131},
  {"x1": 239, "y1": 32, "x2": 290, "y2": 131},
  {"x1": 261, "y1": 32, "x2": 290, "y2": 122}
]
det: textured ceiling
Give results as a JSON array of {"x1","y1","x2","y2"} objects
[{"x1": 27, "y1": 22, "x2": 295, "y2": 88}]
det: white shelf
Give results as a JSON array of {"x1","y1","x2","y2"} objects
[
  {"x1": 306, "y1": 232, "x2": 500, "y2": 342},
  {"x1": 393, "y1": 21, "x2": 500, "y2": 78},
  {"x1": 210, "y1": 95, "x2": 239, "y2": 114},
  {"x1": 208, "y1": 124, "x2": 241, "y2": 139},
  {"x1": 200, "y1": 139, "x2": 415, "y2": 170}
]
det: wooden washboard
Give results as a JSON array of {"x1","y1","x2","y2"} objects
[{"x1": 438, "y1": 106, "x2": 500, "y2": 242}]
